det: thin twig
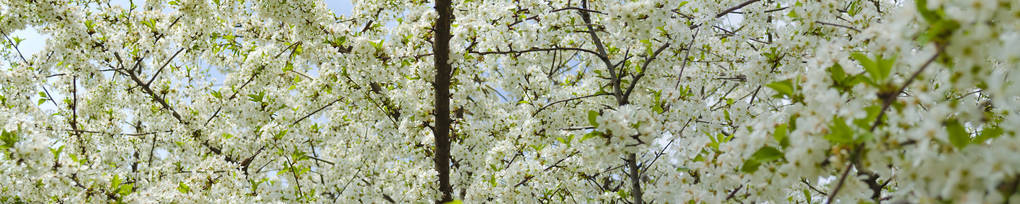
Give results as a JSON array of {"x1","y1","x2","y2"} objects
[
  {"x1": 802, "y1": 178, "x2": 828, "y2": 195},
  {"x1": 642, "y1": 118, "x2": 693, "y2": 172},
  {"x1": 532, "y1": 93, "x2": 611, "y2": 116},
  {"x1": 291, "y1": 98, "x2": 342, "y2": 126},
  {"x1": 470, "y1": 46, "x2": 602, "y2": 58},
  {"x1": 0, "y1": 30, "x2": 31, "y2": 65},
  {"x1": 622, "y1": 43, "x2": 671, "y2": 101},
  {"x1": 815, "y1": 21, "x2": 861, "y2": 32},
  {"x1": 674, "y1": 29, "x2": 700, "y2": 89},
  {"x1": 716, "y1": 0, "x2": 762, "y2": 18},
  {"x1": 146, "y1": 47, "x2": 187, "y2": 86},
  {"x1": 551, "y1": 7, "x2": 606, "y2": 14}
]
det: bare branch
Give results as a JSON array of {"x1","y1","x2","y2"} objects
[
  {"x1": 716, "y1": 0, "x2": 762, "y2": 18},
  {"x1": 532, "y1": 93, "x2": 612, "y2": 116},
  {"x1": 470, "y1": 46, "x2": 602, "y2": 58},
  {"x1": 291, "y1": 98, "x2": 342, "y2": 126},
  {"x1": 815, "y1": 21, "x2": 861, "y2": 32},
  {"x1": 146, "y1": 47, "x2": 187, "y2": 86}
]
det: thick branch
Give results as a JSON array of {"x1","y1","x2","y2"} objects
[{"x1": 578, "y1": 0, "x2": 621, "y2": 104}]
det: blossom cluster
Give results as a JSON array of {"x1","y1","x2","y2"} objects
[{"x1": 0, "y1": 0, "x2": 1018, "y2": 203}]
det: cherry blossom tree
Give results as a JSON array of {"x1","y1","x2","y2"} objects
[{"x1": 1, "y1": 0, "x2": 1018, "y2": 203}]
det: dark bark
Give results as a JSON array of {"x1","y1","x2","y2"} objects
[
  {"x1": 432, "y1": 0, "x2": 455, "y2": 202},
  {"x1": 627, "y1": 154, "x2": 643, "y2": 204}
]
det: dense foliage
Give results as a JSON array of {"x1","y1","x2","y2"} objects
[{"x1": 1, "y1": 0, "x2": 1019, "y2": 203}]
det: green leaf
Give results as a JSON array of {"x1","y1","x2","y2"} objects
[
  {"x1": 616, "y1": 190, "x2": 629, "y2": 199},
  {"x1": 974, "y1": 126, "x2": 1003, "y2": 144},
  {"x1": 766, "y1": 79, "x2": 795, "y2": 99},
  {"x1": 248, "y1": 91, "x2": 266, "y2": 104},
  {"x1": 529, "y1": 144, "x2": 546, "y2": 152},
  {"x1": 853, "y1": 105, "x2": 883, "y2": 128},
  {"x1": 804, "y1": 189, "x2": 813, "y2": 204},
  {"x1": 740, "y1": 159, "x2": 762, "y2": 173},
  {"x1": 143, "y1": 19, "x2": 157, "y2": 31},
  {"x1": 652, "y1": 103, "x2": 664, "y2": 114},
  {"x1": 786, "y1": 9, "x2": 799, "y2": 18},
  {"x1": 488, "y1": 174, "x2": 497, "y2": 186},
  {"x1": 752, "y1": 146, "x2": 784, "y2": 162},
  {"x1": 587, "y1": 110, "x2": 599, "y2": 128},
  {"x1": 292, "y1": 150, "x2": 308, "y2": 162},
  {"x1": 556, "y1": 135, "x2": 574, "y2": 147},
  {"x1": 741, "y1": 146, "x2": 784, "y2": 173},
  {"x1": 877, "y1": 55, "x2": 896, "y2": 81},
  {"x1": 774, "y1": 124, "x2": 790, "y2": 148},
  {"x1": 847, "y1": 0, "x2": 862, "y2": 16},
  {"x1": 50, "y1": 145, "x2": 64, "y2": 161},
  {"x1": 825, "y1": 117, "x2": 855, "y2": 144},
  {"x1": 210, "y1": 91, "x2": 222, "y2": 99},
  {"x1": 177, "y1": 182, "x2": 190, "y2": 193},
  {"x1": 111, "y1": 175, "x2": 121, "y2": 190},
  {"x1": 118, "y1": 183, "x2": 133, "y2": 196},
  {"x1": 915, "y1": 0, "x2": 938, "y2": 22},
  {"x1": 641, "y1": 39, "x2": 653, "y2": 56},
  {"x1": 293, "y1": 44, "x2": 303, "y2": 56},
  {"x1": 369, "y1": 40, "x2": 383, "y2": 50},
  {"x1": 274, "y1": 130, "x2": 288, "y2": 140},
  {"x1": 283, "y1": 62, "x2": 294, "y2": 72},
  {"x1": 0, "y1": 129, "x2": 18, "y2": 149},
  {"x1": 828, "y1": 64, "x2": 847, "y2": 83},
  {"x1": 856, "y1": 131, "x2": 875, "y2": 143},
  {"x1": 581, "y1": 131, "x2": 602, "y2": 141},
  {"x1": 944, "y1": 119, "x2": 970, "y2": 149},
  {"x1": 852, "y1": 52, "x2": 888, "y2": 83}
]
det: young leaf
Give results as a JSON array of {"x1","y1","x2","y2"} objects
[
  {"x1": 944, "y1": 119, "x2": 970, "y2": 149},
  {"x1": 766, "y1": 79, "x2": 795, "y2": 99},
  {"x1": 177, "y1": 182, "x2": 191, "y2": 193},
  {"x1": 581, "y1": 131, "x2": 602, "y2": 141},
  {"x1": 750, "y1": 146, "x2": 784, "y2": 162},
  {"x1": 774, "y1": 124, "x2": 790, "y2": 148},
  {"x1": 740, "y1": 159, "x2": 762, "y2": 173},
  {"x1": 119, "y1": 183, "x2": 133, "y2": 196},
  {"x1": 111, "y1": 175, "x2": 122, "y2": 190},
  {"x1": 50, "y1": 145, "x2": 64, "y2": 161},
  {"x1": 741, "y1": 146, "x2": 784, "y2": 173},
  {"x1": 0, "y1": 129, "x2": 18, "y2": 149},
  {"x1": 973, "y1": 126, "x2": 1003, "y2": 144},
  {"x1": 915, "y1": 0, "x2": 938, "y2": 22},
  {"x1": 825, "y1": 117, "x2": 855, "y2": 144},
  {"x1": 852, "y1": 52, "x2": 882, "y2": 82}
]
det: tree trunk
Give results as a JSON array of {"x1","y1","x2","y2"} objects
[{"x1": 432, "y1": 0, "x2": 454, "y2": 202}]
